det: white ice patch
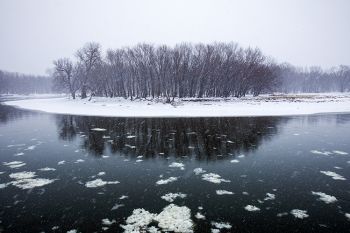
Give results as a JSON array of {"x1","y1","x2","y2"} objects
[
  {"x1": 119, "y1": 195, "x2": 128, "y2": 200},
  {"x1": 320, "y1": 171, "x2": 346, "y2": 180},
  {"x1": 120, "y1": 208, "x2": 156, "y2": 233},
  {"x1": 156, "y1": 177, "x2": 178, "y2": 185},
  {"x1": 290, "y1": 209, "x2": 309, "y2": 219},
  {"x1": 7, "y1": 144, "x2": 26, "y2": 148},
  {"x1": 91, "y1": 128, "x2": 107, "y2": 131},
  {"x1": 58, "y1": 160, "x2": 65, "y2": 165},
  {"x1": 14, "y1": 152, "x2": 24, "y2": 156},
  {"x1": 25, "y1": 145, "x2": 36, "y2": 150},
  {"x1": 201, "y1": 173, "x2": 230, "y2": 184},
  {"x1": 38, "y1": 167, "x2": 56, "y2": 171},
  {"x1": 75, "y1": 159, "x2": 85, "y2": 163},
  {"x1": 154, "y1": 204, "x2": 193, "y2": 233},
  {"x1": 244, "y1": 205, "x2": 260, "y2": 212},
  {"x1": 332, "y1": 150, "x2": 348, "y2": 155},
  {"x1": 147, "y1": 226, "x2": 160, "y2": 233},
  {"x1": 111, "y1": 203, "x2": 125, "y2": 210},
  {"x1": 346, "y1": 213, "x2": 350, "y2": 220},
  {"x1": 135, "y1": 159, "x2": 143, "y2": 162},
  {"x1": 161, "y1": 192, "x2": 187, "y2": 202},
  {"x1": 264, "y1": 193, "x2": 276, "y2": 201},
  {"x1": 66, "y1": 230, "x2": 77, "y2": 233},
  {"x1": 169, "y1": 162, "x2": 185, "y2": 170},
  {"x1": 195, "y1": 212, "x2": 205, "y2": 220},
  {"x1": 211, "y1": 221, "x2": 232, "y2": 229},
  {"x1": 9, "y1": 171, "x2": 56, "y2": 189},
  {"x1": 0, "y1": 183, "x2": 9, "y2": 189},
  {"x1": 310, "y1": 150, "x2": 333, "y2": 156},
  {"x1": 85, "y1": 178, "x2": 120, "y2": 188},
  {"x1": 311, "y1": 191, "x2": 337, "y2": 204},
  {"x1": 193, "y1": 168, "x2": 206, "y2": 175},
  {"x1": 102, "y1": 218, "x2": 116, "y2": 226},
  {"x1": 126, "y1": 135, "x2": 136, "y2": 139},
  {"x1": 97, "y1": 172, "x2": 106, "y2": 176},
  {"x1": 216, "y1": 190, "x2": 234, "y2": 195},
  {"x1": 3, "y1": 161, "x2": 26, "y2": 169},
  {"x1": 230, "y1": 159, "x2": 240, "y2": 163}
]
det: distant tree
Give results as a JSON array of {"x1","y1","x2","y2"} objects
[{"x1": 53, "y1": 58, "x2": 78, "y2": 99}]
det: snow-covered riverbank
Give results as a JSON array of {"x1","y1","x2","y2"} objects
[{"x1": 2, "y1": 93, "x2": 350, "y2": 117}]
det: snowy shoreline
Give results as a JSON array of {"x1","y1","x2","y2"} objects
[{"x1": 2, "y1": 93, "x2": 350, "y2": 118}]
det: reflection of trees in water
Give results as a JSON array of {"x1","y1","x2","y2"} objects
[
  {"x1": 0, "y1": 104, "x2": 36, "y2": 124},
  {"x1": 56, "y1": 115, "x2": 290, "y2": 160}
]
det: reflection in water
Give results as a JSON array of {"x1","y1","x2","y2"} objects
[
  {"x1": 55, "y1": 115, "x2": 288, "y2": 160},
  {"x1": 0, "y1": 104, "x2": 37, "y2": 124}
]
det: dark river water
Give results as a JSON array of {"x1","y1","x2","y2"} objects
[{"x1": 0, "y1": 103, "x2": 349, "y2": 233}]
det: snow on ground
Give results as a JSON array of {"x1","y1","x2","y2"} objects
[
  {"x1": 311, "y1": 191, "x2": 337, "y2": 204},
  {"x1": 4, "y1": 93, "x2": 350, "y2": 117},
  {"x1": 161, "y1": 192, "x2": 187, "y2": 202},
  {"x1": 320, "y1": 171, "x2": 346, "y2": 180},
  {"x1": 290, "y1": 209, "x2": 309, "y2": 219}
]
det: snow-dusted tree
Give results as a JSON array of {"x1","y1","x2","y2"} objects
[{"x1": 53, "y1": 58, "x2": 78, "y2": 99}]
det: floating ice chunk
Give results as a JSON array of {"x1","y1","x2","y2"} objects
[
  {"x1": 0, "y1": 183, "x2": 9, "y2": 189},
  {"x1": 201, "y1": 173, "x2": 230, "y2": 184},
  {"x1": 211, "y1": 229, "x2": 220, "y2": 233},
  {"x1": 119, "y1": 195, "x2": 128, "y2": 200},
  {"x1": 156, "y1": 177, "x2": 178, "y2": 185},
  {"x1": 346, "y1": 213, "x2": 350, "y2": 220},
  {"x1": 9, "y1": 171, "x2": 36, "y2": 179},
  {"x1": 211, "y1": 221, "x2": 232, "y2": 229},
  {"x1": 154, "y1": 204, "x2": 193, "y2": 233},
  {"x1": 52, "y1": 226, "x2": 59, "y2": 230},
  {"x1": 111, "y1": 203, "x2": 125, "y2": 210},
  {"x1": 102, "y1": 135, "x2": 111, "y2": 139},
  {"x1": 91, "y1": 128, "x2": 107, "y2": 131},
  {"x1": 126, "y1": 135, "x2": 136, "y2": 139},
  {"x1": 120, "y1": 208, "x2": 156, "y2": 233},
  {"x1": 102, "y1": 218, "x2": 116, "y2": 226},
  {"x1": 193, "y1": 168, "x2": 206, "y2": 175},
  {"x1": 161, "y1": 192, "x2": 187, "y2": 202},
  {"x1": 334, "y1": 166, "x2": 342, "y2": 169},
  {"x1": 14, "y1": 152, "x2": 24, "y2": 156},
  {"x1": 230, "y1": 159, "x2": 240, "y2": 163},
  {"x1": 290, "y1": 209, "x2": 309, "y2": 219},
  {"x1": 67, "y1": 230, "x2": 77, "y2": 233},
  {"x1": 310, "y1": 150, "x2": 332, "y2": 156},
  {"x1": 320, "y1": 171, "x2": 346, "y2": 180},
  {"x1": 277, "y1": 212, "x2": 288, "y2": 217},
  {"x1": 136, "y1": 156, "x2": 143, "y2": 159},
  {"x1": 238, "y1": 154, "x2": 245, "y2": 158},
  {"x1": 216, "y1": 190, "x2": 234, "y2": 195},
  {"x1": 11, "y1": 178, "x2": 55, "y2": 189},
  {"x1": 97, "y1": 172, "x2": 106, "y2": 176},
  {"x1": 227, "y1": 140, "x2": 234, "y2": 144},
  {"x1": 244, "y1": 205, "x2": 260, "y2": 212},
  {"x1": 264, "y1": 193, "x2": 276, "y2": 201},
  {"x1": 3, "y1": 161, "x2": 26, "y2": 169},
  {"x1": 311, "y1": 191, "x2": 337, "y2": 204},
  {"x1": 38, "y1": 167, "x2": 56, "y2": 171},
  {"x1": 125, "y1": 144, "x2": 136, "y2": 149},
  {"x1": 57, "y1": 160, "x2": 65, "y2": 165},
  {"x1": 195, "y1": 212, "x2": 205, "y2": 220},
  {"x1": 85, "y1": 179, "x2": 120, "y2": 188},
  {"x1": 75, "y1": 159, "x2": 85, "y2": 163},
  {"x1": 242, "y1": 192, "x2": 249, "y2": 195},
  {"x1": 0, "y1": 172, "x2": 4, "y2": 174},
  {"x1": 169, "y1": 162, "x2": 185, "y2": 170},
  {"x1": 147, "y1": 226, "x2": 160, "y2": 233},
  {"x1": 25, "y1": 145, "x2": 36, "y2": 150},
  {"x1": 333, "y1": 150, "x2": 348, "y2": 155},
  {"x1": 7, "y1": 144, "x2": 26, "y2": 148},
  {"x1": 136, "y1": 159, "x2": 143, "y2": 162}
]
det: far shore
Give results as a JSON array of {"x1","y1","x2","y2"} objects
[{"x1": 2, "y1": 93, "x2": 350, "y2": 118}]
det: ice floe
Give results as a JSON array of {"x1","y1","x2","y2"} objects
[
  {"x1": 91, "y1": 128, "x2": 107, "y2": 131},
  {"x1": 3, "y1": 161, "x2": 26, "y2": 169},
  {"x1": 14, "y1": 152, "x2": 24, "y2": 156},
  {"x1": 121, "y1": 204, "x2": 193, "y2": 233},
  {"x1": 169, "y1": 162, "x2": 185, "y2": 170},
  {"x1": 211, "y1": 221, "x2": 232, "y2": 229},
  {"x1": 57, "y1": 160, "x2": 65, "y2": 165},
  {"x1": 346, "y1": 213, "x2": 350, "y2": 220},
  {"x1": 25, "y1": 145, "x2": 36, "y2": 150},
  {"x1": 161, "y1": 192, "x2": 187, "y2": 202},
  {"x1": 9, "y1": 171, "x2": 56, "y2": 189},
  {"x1": 111, "y1": 203, "x2": 125, "y2": 210},
  {"x1": 102, "y1": 218, "x2": 116, "y2": 226},
  {"x1": 264, "y1": 193, "x2": 276, "y2": 201},
  {"x1": 310, "y1": 150, "x2": 332, "y2": 156},
  {"x1": 311, "y1": 191, "x2": 337, "y2": 204},
  {"x1": 97, "y1": 172, "x2": 106, "y2": 176},
  {"x1": 156, "y1": 177, "x2": 178, "y2": 185},
  {"x1": 119, "y1": 195, "x2": 128, "y2": 200},
  {"x1": 85, "y1": 178, "x2": 120, "y2": 188},
  {"x1": 193, "y1": 168, "x2": 206, "y2": 175},
  {"x1": 201, "y1": 173, "x2": 230, "y2": 184},
  {"x1": 38, "y1": 167, "x2": 56, "y2": 171},
  {"x1": 216, "y1": 190, "x2": 234, "y2": 195},
  {"x1": 290, "y1": 209, "x2": 309, "y2": 219},
  {"x1": 320, "y1": 171, "x2": 346, "y2": 180},
  {"x1": 0, "y1": 183, "x2": 9, "y2": 189},
  {"x1": 244, "y1": 205, "x2": 260, "y2": 212},
  {"x1": 195, "y1": 212, "x2": 205, "y2": 220},
  {"x1": 230, "y1": 159, "x2": 240, "y2": 163},
  {"x1": 332, "y1": 150, "x2": 348, "y2": 155},
  {"x1": 75, "y1": 159, "x2": 85, "y2": 163},
  {"x1": 66, "y1": 229, "x2": 77, "y2": 233}
]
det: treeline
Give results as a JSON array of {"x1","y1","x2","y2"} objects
[
  {"x1": 0, "y1": 70, "x2": 52, "y2": 94},
  {"x1": 278, "y1": 64, "x2": 350, "y2": 93},
  {"x1": 53, "y1": 42, "x2": 279, "y2": 100}
]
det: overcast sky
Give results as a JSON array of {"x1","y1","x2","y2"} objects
[{"x1": 0, "y1": 0, "x2": 349, "y2": 75}]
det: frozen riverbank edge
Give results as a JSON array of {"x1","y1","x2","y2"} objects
[{"x1": 2, "y1": 93, "x2": 350, "y2": 118}]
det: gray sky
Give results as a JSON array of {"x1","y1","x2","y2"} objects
[{"x1": 0, "y1": 0, "x2": 349, "y2": 75}]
